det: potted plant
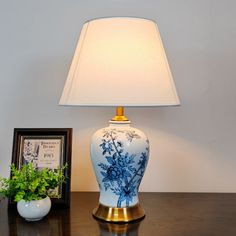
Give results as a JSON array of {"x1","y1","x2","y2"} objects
[{"x1": 0, "y1": 163, "x2": 67, "y2": 221}]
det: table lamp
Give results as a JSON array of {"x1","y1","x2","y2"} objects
[{"x1": 59, "y1": 17, "x2": 180, "y2": 222}]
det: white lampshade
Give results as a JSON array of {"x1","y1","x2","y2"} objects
[{"x1": 59, "y1": 17, "x2": 180, "y2": 106}]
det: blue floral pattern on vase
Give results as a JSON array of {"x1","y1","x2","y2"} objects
[{"x1": 98, "y1": 129, "x2": 149, "y2": 208}]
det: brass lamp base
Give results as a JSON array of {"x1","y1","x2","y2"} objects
[{"x1": 92, "y1": 203, "x2": 145, "y2": 223}]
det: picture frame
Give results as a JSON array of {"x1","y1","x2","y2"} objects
[{"x1": 11, "y1": 128, "x2": 72, "y2": 207}]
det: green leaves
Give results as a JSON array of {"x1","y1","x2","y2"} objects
[
  {"x1": 15, "y1": 191, "x2": 25, "y2": 202},
  {"x1": 0, "y1": 163, "x2": 67, "y2": 202}
]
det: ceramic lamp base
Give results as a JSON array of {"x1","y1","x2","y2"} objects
[
  {"x1": 90, "y1": 119, "x2": 149, "y2": 223},
  {"x1": 93, "y1": 203, "x2": 145, "y2": 222}
]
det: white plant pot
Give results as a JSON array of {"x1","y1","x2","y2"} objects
[{"x1": 17, "y1": 196, "x2": 51, "y2": 221}]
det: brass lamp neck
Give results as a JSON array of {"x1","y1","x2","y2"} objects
[{"x1": 111, "y1": 106, "x2": 129, "y2": 121}]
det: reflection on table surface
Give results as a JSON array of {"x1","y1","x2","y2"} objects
[
  {"x1": 6, "y1": 206, "x2": 71, "y2": 236},
  {"x1": 4, "y1": 208, "x2": 141, "y2": 236},
  {"x1": 97, "y1": 220, "x2": 141, "y2": 236}
]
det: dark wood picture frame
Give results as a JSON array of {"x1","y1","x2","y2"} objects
[{"x1": 11, "y1": 128, "x2": 72, "y2": 208}]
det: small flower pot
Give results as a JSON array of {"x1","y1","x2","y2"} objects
[{"x1": 17, "y1": 196, "x2": 51, "y2": 221}]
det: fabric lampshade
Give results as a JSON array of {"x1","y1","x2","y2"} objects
[{"x1": 59, "y1": 17, "x2": 180, "y2": 107}]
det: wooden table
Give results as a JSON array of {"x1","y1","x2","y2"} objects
[{"x1": 1, "y1": 192, "x2": 236, "y2": 235}]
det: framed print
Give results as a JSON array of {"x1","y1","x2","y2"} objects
[{"x1": 11, "y1": 128, "x2": 72, "y2": 207}]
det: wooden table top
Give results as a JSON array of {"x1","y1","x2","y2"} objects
[{"x1": 1, "y1": 192, "x2": 236, "y2": 236}]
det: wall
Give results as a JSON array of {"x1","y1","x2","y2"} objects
[{"x1": 0, "y1": 0, "x2": 236, "y2": 192}]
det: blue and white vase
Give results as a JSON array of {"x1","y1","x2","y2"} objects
[{"x1": 90, "y1": 120, "x2": 149, "y2": 221}]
